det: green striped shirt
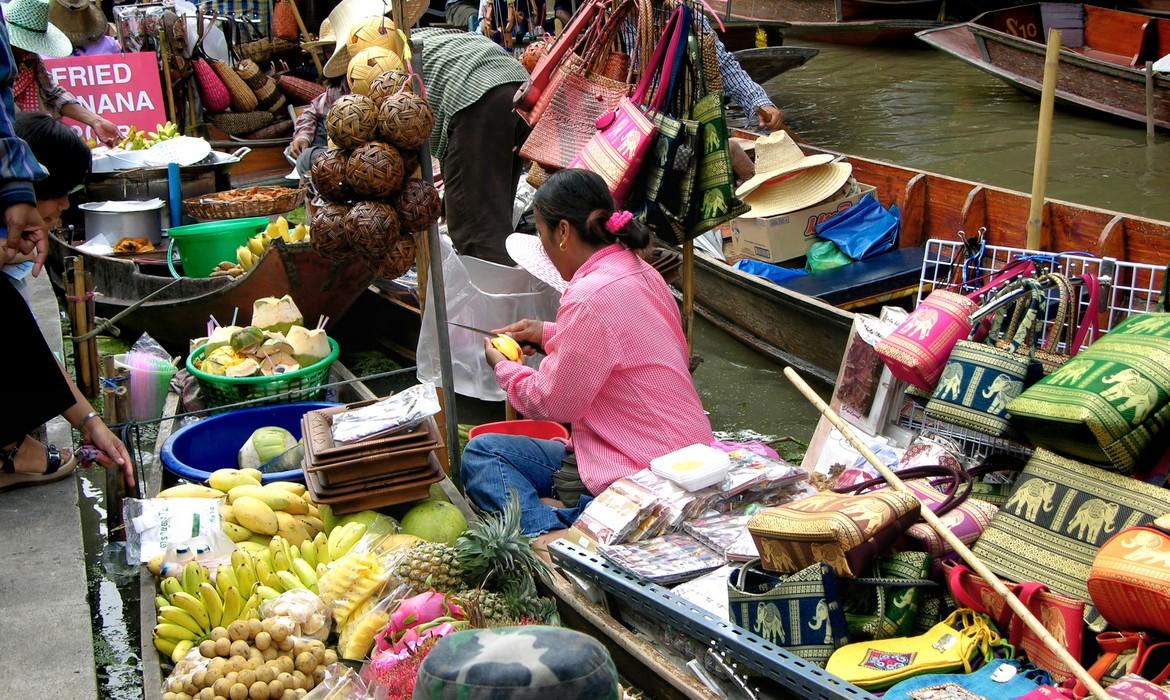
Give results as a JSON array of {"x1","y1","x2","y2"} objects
[{"x1": 414, "y1": 29, "x2": 529, "y2": 160}]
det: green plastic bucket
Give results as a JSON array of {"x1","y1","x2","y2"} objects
[{"x1": 166, "y1": 217, "x2": 268, "y2": 278}]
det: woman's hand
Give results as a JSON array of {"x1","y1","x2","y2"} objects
[
  {"x1": 289, "y1": 137, "x2": 311, "y2": 157},
  {"x1": 4, "y1": 203, "x2": 47, "y2": 275},
  {"x1": 81, "y1": 417, "x2": 135, "y2": 488},
  {"x1": 757, "y1": 105, "x2": 784, "y2": 132},
  {"x1": 484, "y1": 337, "x2": 507, "y2": 368},
  {"x1": 492, "y1": 319, "x2": 543, "y2": 356},
  {"x1": 91, "y1": 118, "x2": 121, "y2": 147}
]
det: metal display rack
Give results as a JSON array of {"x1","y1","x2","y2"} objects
[{"x1": 550, "y1": 540, "x2": 879, "y2": 700}]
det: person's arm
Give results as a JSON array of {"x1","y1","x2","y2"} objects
[
  {"x1": 0, "y1": 25, "x2": 48, "y2": 270},
  {"x1": 37, "y1": 62, "x2": 119, "y2": 146},
  {"x1": 56, "y1": 360, "x2": 134, "y2": 488},
  {"x1": 289, "y1": 94, "x2": 324, "y2": 156},
  {"x1": 703, "y1": 16, "x2": 783, "y2": 131}
]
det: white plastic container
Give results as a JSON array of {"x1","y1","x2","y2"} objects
[{"x1": 650, "y1": 444, "x2": 731, "y2": 492}]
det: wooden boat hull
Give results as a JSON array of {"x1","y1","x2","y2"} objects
[
  {"x1": 48, "y1": 235, "x2": 375, "y2": 354},
  {"x1": 734, "y1": 46, "x2": 820, "y2": 84},
  {"x1": 708, "y1": 0, "x2": 943, "y2": 44},
  {"x1": 917, "y1": 6, "x2": 1170, "y2": 130}
]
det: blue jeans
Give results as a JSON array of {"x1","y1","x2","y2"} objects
[{"x1": 462, "y1": 434, "x2": 592, "y2": 537}]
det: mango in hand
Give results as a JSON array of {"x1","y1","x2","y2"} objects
[{"x1": 491, "y1": 334, "x2": 522, "y2": 362}]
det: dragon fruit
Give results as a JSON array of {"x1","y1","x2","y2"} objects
[{"x1": 374, "y1": 591, "x2": 466, "y2": 656}]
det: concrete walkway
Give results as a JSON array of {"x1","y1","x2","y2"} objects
[{"x1": 0, "y1": 272, "x2": 98, "y2": 698}]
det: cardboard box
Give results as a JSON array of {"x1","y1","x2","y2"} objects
[{"x1": 731, "y1": 182, "x2": 876, "y2": 263}]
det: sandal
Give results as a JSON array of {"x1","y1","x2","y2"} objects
[{"x1": 0, "y1": 435, "x2": 79, "y2": 493}]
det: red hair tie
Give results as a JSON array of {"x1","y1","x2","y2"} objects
[{"x1": 605, "y1": 210, "x2": 633, "y2": 234}]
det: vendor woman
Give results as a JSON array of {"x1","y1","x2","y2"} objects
[
  {"x1": 3, "y1": 0, "x2": 120, "y2": 145},
  {"x1": 465, "y1": 169, "x2": 714, "y2": 537}
]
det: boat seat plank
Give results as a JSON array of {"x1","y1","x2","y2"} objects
[
  {"x1": 1084, "y1": 5, "x2": 1148, "y2": 65},
  {"x1": 778, "y1": 247, "x2": 928, "y2": 305},
  {"x1": 899, "y1": 173, "x2": 928, "y2": 247}
]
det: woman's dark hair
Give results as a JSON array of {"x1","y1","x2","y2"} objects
[
  {"x1": 14, "y1": 112, "x2": 92, "y2": 200},
  {"x1": 533, "y1": 168, "x2": 652, "y2": 251}
]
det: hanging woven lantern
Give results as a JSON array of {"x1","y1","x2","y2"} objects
[
  {"x1": 377, "y1": 92, "x2": 434, "y2": 150},
  {"x1": 344, "y1": 202, "x2": 400, "y2": 259},
  {"x1": 326, "y1": 94, "x2": 378, "y2": 148},
  {"x1": 348, "y1": 16, "x2": 404, "y2": 59},
  {"x1": 394, "y1": 179, "x2": 441, "y2": 232},
  {"x1": 376, "y1": 234, "x2": 416, "y2": 279},
  {"x1": 366, "y1": 69, "x2": 411, "y2": 107},
  {"x1": 310, "y1": 148, "x2": 352, "y2": 203},
  {"x1": 311, "y1": 203, "x2": 354, "y2": 260},
  {"x1": 345, "y1": 142, "x2": 405, "y2": 199},
  {"x1": 347, "y1": 46, "x2": 406, "y2": 96}
]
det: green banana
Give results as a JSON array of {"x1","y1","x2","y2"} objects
[
  {"x1": 299, "y1": 540, "x2": 317, "y2": 569},
  {"x1": 169, "y1": 591, "x2": 210, "y2": 631},
  {"x1": 231, "y1": 550, "x2": 256, "y2": 594},
  {"x1": 181, "y1": 561, "x2": 202, "y2": 597},
  {"x1": 154, "y1": 595, "x2": 169, "y2": 610},
  {"x1": 316, "y1": 562, "x2": 327, "y2": 578},
  {"x1": 199, "y1": 582, "x2": 224, "y2": 629},
  {"x1": 154, "y1": 622, "x2": 198, "y2": 643},
  {"x1": 276, "y1": 571, "x2": 307, "y2": 591},
  {"x1": 255, "y1": 557, "x2": 279, "y2": 590},
  {"x1": 256, "y1": 585, "x2": 282, "y2": 601},
  {"x1": 158, "y1": 606, "x2": 204, "y2": 636},
  {"x1": 314, "y1": 532, "x2": 331, "y2": 566},
  {"x1": 273, "y1": 550, "x2": 290, "y2": 572},
  {"x1": 291, "y1": 559, "x2": 318, "y2": 589}
]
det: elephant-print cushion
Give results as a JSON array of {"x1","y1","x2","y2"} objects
[{"x1": 1007, "y1": 312, "x2": 1170, "y2": 474}]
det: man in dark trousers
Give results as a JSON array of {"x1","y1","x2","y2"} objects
[{"x1": 414, "y1": 27, "x2": 529, "y2": 264}]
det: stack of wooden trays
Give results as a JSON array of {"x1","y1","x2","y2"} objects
[{"x1": 301, "y1": 400, "x2": 445, "y2": 513}]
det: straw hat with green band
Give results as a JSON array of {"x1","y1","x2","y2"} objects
[
  {"x1": 4, "y1": 0, "x2": 73, "y2": 58},
  {"x1": 320, "y1": 0, "x2": 428, "y2": 77}
]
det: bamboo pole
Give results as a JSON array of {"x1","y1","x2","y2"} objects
[
  {"x1": 783, "y1": 366, "x2": 1110, "y2": 700},
  {"x1": 1026, "y1": 29, "x2": 1061, "y2": 250},
  {"x1": 288, "y1": 0, "x2": 324, "y2": 76},
  {"x1": 1146, "y1": 61, "x2": 1156, "y2": 142},
  {"x1": 159, "y1": 32, "x2": 177, "y2": 126},
  {"x1": 682, "y1": 239, "x2": 695, "y2": 353}
]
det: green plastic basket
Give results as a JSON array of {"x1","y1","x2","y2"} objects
[{"x1": 186, "y1": 338, "x2": 340, "y2": 408}]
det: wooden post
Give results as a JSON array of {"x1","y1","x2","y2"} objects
[
  {"x1": 159, "y1": 31, "x2": 177, "y2": 126},
  {"x1": 681, "y1": 240, "x2": 695, "y2": 353},
  {"x1": 289, "y1": 0, "x2": 324, "y2": 76},
  {"x1": 1026, "y1": 29, "x2": 1061, "y2": 251},
  {"x1": 1146, "y1": 61, "x2": 1156, "y2": 142},
  {"x1": 67, "y1": 257, "x2": 98, "y2": 399}
]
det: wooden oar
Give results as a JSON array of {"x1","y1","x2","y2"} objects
[
  {"x1": 783, "y1": 366, "x2": 1110, "y2": 700},
  {"x1": 1026, "y1": 28, "x2": 1061, "y2": 250}
]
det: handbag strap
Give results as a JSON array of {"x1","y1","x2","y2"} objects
[
  {"x1": 630, "y1": 6, "x2": 684, "y2": 111},
  {"x1": 945, "y1": 562, "x2": 1018, "y2": 632},
  {"x1": 1069, "y1": 274, "x2": 1100, "y2": 353},
  {"x1": 581, "y1": 0, "x2": 639, "y2": 73},
  {"x1": 1036, "y1": 273, "x2": 1074, "y2": 355},
  {"x1": 834, "y1": 464, "x2": 972, "y2": 517},
  {"x1": 963, "y1": 258, "x2": 1036, "y2": 301}
]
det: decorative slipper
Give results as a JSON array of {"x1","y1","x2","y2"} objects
[{"x1": 0, "y1": 436, "x2": 79, "y2": 493}]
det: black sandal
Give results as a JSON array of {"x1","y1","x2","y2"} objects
[{"x1": 0, "y1": 436, "x2": 78, "y2": 492}]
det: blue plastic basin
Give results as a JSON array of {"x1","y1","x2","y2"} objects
[{"x1": 161, "y1": 402, "x2": 337, "y2": 484}]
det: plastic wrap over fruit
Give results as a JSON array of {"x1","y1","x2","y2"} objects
[{"x1": 260, "y1": 589, "x2": 331, "y2": 641}]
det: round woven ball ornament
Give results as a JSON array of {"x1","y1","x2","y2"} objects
[
  {"x1": 348, "y1": 17, "x2": 404, "y2": 58},
  {"x1": 326, "y1": 94, "x2": 377, "y2": 148},
  {"x1": 394, "y1": 179, "x2": 441, "y2": 232},
  {"x1": 366, "y1": 69, "x2": 411, "y2": 107},
  {"x1": 345, "y1": 142, "x2": 405, "y2": 199},
  {"x1": 377, "y1": 234, "x2": 416, "y2": 278},
  {"x1": 310, "y1": 148, "x2": 352, "y2": 203},
  {"x1": 344, "y1": 201, "x2": 400, "y2": 259},
  {"x1": 377, "y1": 92, "x2": 434, "y2": 150},
  {"x1": 311, "y1": 203, "x2": 355, "y2": 260},
  {"x1": 347, "y1": 46, "x2": 405, "y2": 96}
]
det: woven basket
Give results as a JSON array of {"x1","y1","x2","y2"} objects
[
  {"x1": 183, "y1": 187, "x2": 304, "y2": 220},
  {"x1": 345, "y1": 142, "x2": 404, "y2": 199},
  {"x1": 209, "y1": 59, "x2": 258, "y2": 112},
  {"x1": 244, "y1": 119, "x2": 293, "y2": 140},
  {"x1": 310, "y1": 148, "x2": 352, "y2": 203},
  {"x1": 347, "y1": 46, "x2": 405, "y2": 96},
  {"x1": 326, "y1": 94, "x2": 378, "y2": 148},
  {"x1": 236, "y1": 59, "x2": 265, "y2": 87},
  {"x1": 208, "y1": 110, "x2": 274, "y2": 136},
  {"x1": 277, "y1": 75, "x2": 325, "y2": 104},
  {"x1": 256, "y1": 80, "x2": 288, "y2": 113},
  {"x1": 366, "y1": 69, "x2": 410, "y2": 107},
  {"x1": 702, "y1": 33, "x2": 723, "y2": 93},
  {"x1": 526, "y1": 162, "x2": 552, "y2": 188},
  {"x1": 377, "y1": 234, "x2": 415, "y2": 278},
  {"x1": 311, "y1": 203, "x2": 355, "y2": 260},
  {"x1": 601, "y1": 51, "x2": 630, "y2": 82},
  {"x1": 348, "y1": 17, "x2": 402, "y2": 56},
  {"x1": 188, "y1": 339, "x2": 339, "y2": 408},
  {"x1": 344, "y1": 201, "x2": 399, "y2": 259},
  {"x1": 273, "y1": 0, "x2": 299, "y2": 41},
  {"x1": 238, "y1": 37, "x2": 299, "y2": 63},
  {"x1": 394, "y1": 179, "x2": 440, "y2": 232},
  {"x1": 377, "y1": 93, "x2": 433, "y2": 150},
  {"x1": 194, "y1": 58, "x2": 231, "y2": 113}
]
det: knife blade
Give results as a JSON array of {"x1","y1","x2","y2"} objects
[{"x1": 446, "y1": 321, "x2": 543, "y2": 354}]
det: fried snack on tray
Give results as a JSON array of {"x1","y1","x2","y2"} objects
[
  {"x1": 113, "y1": 238, "x2": 155, "y2": 254},
  {"x1": 198, "y1": 186, "x2": 299, "y2": 204}
]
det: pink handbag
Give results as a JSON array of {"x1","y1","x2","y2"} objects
[
  {"x1": 875, "y1": 258, "x2": 1033, "y2": 390},
  {"x1": 568, "y1": 6, "x2": 686, "y2": 207}
]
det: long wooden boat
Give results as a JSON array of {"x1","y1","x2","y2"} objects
[
  {"x1": 1127, "y1": 0, "x2": 1170, "y2": 16},
  {"x1": 682, "y1": 138, "x2": 1170, "y2": 382},
  {"x1": 707, "y1": 0, "x2": 944, "y2": 45},
  {"x1": 47, "y1": 235, "x2": 375, "y2": 354},
  {"x1": 917, "y1": 4, "x2": 1170, "y2": 130},
  {"x1": 735, "y1": 45, "x2": 820, "y2": 83}
]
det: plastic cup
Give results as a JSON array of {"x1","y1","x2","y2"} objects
[{"x1": 126, "y1": 352, "x2": 178, "y2": 422}]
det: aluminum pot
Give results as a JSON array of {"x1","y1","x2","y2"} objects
[{"x1": 79, "y1": 200, "x2": 166, "y2": 244}]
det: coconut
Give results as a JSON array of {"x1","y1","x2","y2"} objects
[
  {"x1": 205, "y1": 325, "x2": 243, "y2": 354},
  {"x1": 285, "y1": 326, "x2": 331, "y2": 367},
  {"x1": 399, "y1": 500, "x2": 468, "y2": 546},
  {"x1": 230, "y1": 326, "x2": 266, "y2": 354},
  {"x1": 252, "y1": 295, "x2": 304, "y2": 335},
  {"x1": 224, "y1": 357, "x2": 261, "y2": 378}
]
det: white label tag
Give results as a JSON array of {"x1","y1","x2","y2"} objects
[{"x1": 990, "y1": 663, "x2": 1018, "y2": 683}]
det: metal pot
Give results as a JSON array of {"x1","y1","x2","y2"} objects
[{"x1": 79, "y1": 200, "x2": 167, "y2": 244}]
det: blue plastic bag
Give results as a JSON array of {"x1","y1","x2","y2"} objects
[
  {"x1": 732, "y1": 258, "x2": 808, "y2": 285},
  {"x1": 815, "y1": 193, "x2": 900, "y2": 261}
]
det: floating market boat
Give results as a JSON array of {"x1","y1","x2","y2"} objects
[
  {"x1": 707, "y1": 0, "x2": 944, "y2": 45},
  {"x1": 734, "y1": 45, "x2": 820, "y2": 84},
  {"x1": 917, "y1": 4, "x2": 1170, "y2": 130},
  {"x1": 47, "y1": 234, "x2": 375, "y2": 354}
]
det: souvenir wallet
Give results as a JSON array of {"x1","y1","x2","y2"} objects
[
  {"x1": 727, "y1": 561, "x2": 850, "y2": 667},
  {"x1": 971, "y1": 448, "x2": 1170, "y2": 631},
  {"x1": 746, "y1": 491, "x2": 920, "y2": 578},
  {"x1": 883, "y1": 659, "x2": 1048, "y2": 700},
  {"x1": 1087, "y1": 514, "x2": 1170, "y2": 637}
]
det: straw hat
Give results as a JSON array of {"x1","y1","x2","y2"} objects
[
  {"x1": 739, "y1": 162, "x2": 854, "y2": 219},
  {"x1": 49, "y1": 0, "x2": 109, "y2": 48},
  {"x1": 506, "y1": 233, "x2": 567, "y2": 293},
  {"x1": 734, "y1": 131, "x2": 834, "y2": 199},
  {"x1": 5, "y1": 0, "x2": 73, "y2": 58},
  {"x1": 321, "y1": 0, "x2": 427, "y2": 77},
  {"x1": 302, "y1": 18, "x2": 334, "y2": 50}
]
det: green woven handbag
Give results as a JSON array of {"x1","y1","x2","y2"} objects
[{"x1": 838, "y1": 551, "x2": 935, "y2": 642}]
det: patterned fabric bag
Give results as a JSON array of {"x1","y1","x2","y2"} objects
[
  {"x1": 1088, "y1": 514, "x2": 1170, "y2": 637},
  {"x1": 883, "y1": 659, "x2": 1050, "y2": 700},
  {"x1": 838, "y1": 552, "x2": 935, "y2": 642},
  {"x1": 971, "y1": 448, "x2": 1170, "y2": 632},
  {"x1": 513, "y1": 0, "x2": 604, "y2": 126},
  {"x1": 727, "y1": 561, "x2": 850, "y2": 667}
]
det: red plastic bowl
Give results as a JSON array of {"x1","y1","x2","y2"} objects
[{"x1": 468, "y1": 419, "x2": 569, "y2": 442}]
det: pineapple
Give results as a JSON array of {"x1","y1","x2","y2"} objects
[
  {"x1": 392, "y1": 542, "x2": 465, "y2": 593},
  {"x1": 501, "y1": 575, "x2": 559, "y2": 625},
  {"x1": 454, "y1": 588, "x2": 511, "y2": 627},
  {"x1": 455, "y1": 493, "x2": 547, "y2": 591}
]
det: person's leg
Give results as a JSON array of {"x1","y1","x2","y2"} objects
[
  {"x1": 1, "y1": 276, "x2": 74, "y2": 448},
  {"x1": 443, "y1": 83, "x2": 524, "y2": 265},
  {"x1": 462, "y1": 433, "x2": 585, "y2": 536}
]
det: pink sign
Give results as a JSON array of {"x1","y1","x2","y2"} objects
[{"x1": 41, "y1": 52, "x2": 167, "y2": 140}]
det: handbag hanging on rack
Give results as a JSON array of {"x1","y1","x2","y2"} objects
[{"x1": 513, "y1": 0, "x2": 604, "y2": 124}]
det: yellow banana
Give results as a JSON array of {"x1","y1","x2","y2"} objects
[
  {"x1": 330, "y1": 522, "x2": 366, "y2": 560},
  {"x1": 153, "y1": 634, "x2": 177, "y2": 658},
  {"x1": 160, "y1": 576, "x2": 183, "y2": 599},
  {"x1": 276, "y1": 571, "x2": 307, "y2": 591},
  {"x1": 255, "y1": 557, "x2": 279, "y2": 589},
  {"x1": 220, "y1": 586, "x2": 243, "y2": 626},
  {"x1": 299, "y1": 540, "x2": 317, "y2": 569},
  {"x1": 154, "y1": 622, "x2": 198, "y2": 643},
  {"x1": 317, "y1": 562, "x2": 328, "y2": 578},
  {"x1": 273, "y1": 550, "x2": 290, "y2": 573},
  {"x1": 256, "y1": 585, "x2": 282, "y2": 601},
  {"x1": 314, "y1": 532, "x2": 331, "y2": 565},
  {"x1": 231, "y1": 550, "x2": 256, "y2": 594},
  {"x1": 237, "y1": 246, "x2": 254, "y2": 270},
  {"x1": 199, "y1": 582, "x2": 224, "y2": 629},
  {"x1": 169, "y1": 591, "x2": 210, "y2": 631},
  {"x1": 172, "y1": 639, "x2": 194, "y2": 664},
  {"x1": 215, "y1": 564, "x2": 238, "y2": 599},
  {"x1": 247, "y1": 235, "x2": 267, "y2": 258},
  {"x1": 158, "y1": 606, "x2": 204, "y2": 636},
  {"x1": 291, "y1": 559, "x2": 318, "y2": 590}
]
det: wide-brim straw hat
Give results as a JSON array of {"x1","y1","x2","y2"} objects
[
  {"x1": 302, "y1": 18, "x2": 334, "y2": 50},
  {"x1": 740, "y1": 162, "x2": 854, "y2": 219},
  {"x1": 321, "y1": 0, "x2": 427, "y2": 77},
  {"x1": 506, "y1": 233, "x2": 568, "y2": 293},
  {"x1": 5, "y1": 0, "x2": 73, "y2": 58},
  {"x1": 734, "y1": 131, "x2": 834, "y2": 199}
]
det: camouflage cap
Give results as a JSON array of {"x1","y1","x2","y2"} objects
[{"x1": 412, "y1": 626, "x2": 621, "y2": 700}]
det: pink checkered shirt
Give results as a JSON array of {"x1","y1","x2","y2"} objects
[{"x1": 494, "y1": 244, "x2": 713, "y2": 495}]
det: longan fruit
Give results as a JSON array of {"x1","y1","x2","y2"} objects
[
  {"x1": 210, "y1": 627, "x2": 229, "y2": 641},
  {"x1": 224, "y1": 672, "x2": 238, "y2": 686},
  {"x1": 256, "y1": 631, "x2": 273, "y2": 650},
  {"x1": 199, "y1": 689, "x2": 216, "y2": 700},
  {"x1": 204, "y1": 669, "x2": 223, "y2": 687},
  {"x1": 176, "y1": 693, "x2": 193, "y2": 700},
  {"x1": 323, "y1": 650, "x2": 337, "y2": 666},
  {"x1": 295, "y1": 652, "x2": 315, "y2": 675},
  {"x1": 269, "y1": 624, "x2": 289, "y2": 644},
  {"x1": 267, "y1": 680, "x2": 284, "y2": 697},
  {"x1": 228, "y1": 621, "x2": 250, "y2": 642},
  {"x1": 229, "y1": 684, "x2": 249, "y2": 700},
  {"x1": 215, "y1": 638, "x2": 231, "y2": 657},
  {"x1": 248, "y1": 620, "x2": 263, "y2": 638},
  {"x1": 200, "y1": 640, "x2": 218, "y2": 658},
  {"x1": 249, "y1": 681, "x2": 270, "y2": 700},
  {"x1": 261, "y1": 647, "x2": 278, "y2": 662},
  {"x1": 293, "y1": 640, "x2": 308, "y2": 657},
  {"x1": 291, "y1": 671, "x2": 307, "y2": 690},
  {"x1": 311, "y1": 666, "x2": 324, "y2": 685},
  {"x1": 276, "y1": 657, "x2": 294, "y2": 675},
  {"x1": 277, "y1": 638, "x2": 294, "y2": 653},
  {"x1": 193, "y1": 671, "x2": 208, "y2": 688},
  {"x1": 255, "y1": 666, "x2": 274, "y2": 683},
  {"x1": 185, "y1": 680, "x2": 199, "y2": 695},
  {"x1": 213, "y1": 678, "x2": 232, "y2": 697},
  {"x1": 238, "y1": 669, "x2": 256, "y2": 688},
  {"x1": 169, "y1": 678, "x2": 184, "y2": 693},
  {"x1": 163, "y1": 693, "x2": 178, "y2": 700},
  {"x1": 230, "y1": 640, "x2": 250, "y2": 658},
  {"x1": 281, "y1": 691, "x2": 297, "y2": 700},
  {"x1": 310, "y1": 647, "x2": 324, "y2": 666},
  {"x1": 208, "y1": 658, "x2": 227, "y2": 675}
]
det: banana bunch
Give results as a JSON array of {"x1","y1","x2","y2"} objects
[
  {"x1": 218, "y1": 477, "x2": 324, "y2": 549},
  {"x1": 153, "y1": 561, "x2": 260, "y2": 664},
  {"x1": 236, "y1": 234, "x2": 268, "y2": 271},
  {"x1": 264, "y1": 216, "x2": 311, "y2": 244},
  {"x1": 144, "y1": 121, "x2": 180, "y2": 147},
  {"x1": 249, "y1": 522, "x2": 367, "y2": 599},
  {"x1": 116, "y1": 125, "x2": 149, "y2": 151},
  {"x1": 231, "y1": 219, "x2": 311, "y2": 271}
]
